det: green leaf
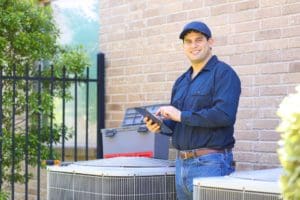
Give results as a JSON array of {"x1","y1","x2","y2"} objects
[{"x1": 277, "y1": 85, "x2": 300, "y2": 200}]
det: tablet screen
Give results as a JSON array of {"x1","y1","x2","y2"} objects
[{"x1": 134, "y1": 107, "x2": 172, "y2": 134}]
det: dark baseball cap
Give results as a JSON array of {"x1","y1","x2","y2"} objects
[{"x1": 179, "y1": 21, "x2": 212, "y2": 39}]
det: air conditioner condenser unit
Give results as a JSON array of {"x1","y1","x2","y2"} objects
[
  {"x1": 47, "y1": 157, "x2": 176, "y2": 200},
  {"x1": 193, "y1": 168, "x2": 282, "y2": 200}
]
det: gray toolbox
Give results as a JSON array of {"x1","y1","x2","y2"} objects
[{"x1": 101, "y1": 104, "x2": 170, "y2": 159}]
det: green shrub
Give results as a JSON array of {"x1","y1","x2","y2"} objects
[
  {"x1": 0, "y1": 0, "x2": 90, "y2": 197},
  {"x1": 277, "y1": 85, "x2": 300, "y2": 200}
]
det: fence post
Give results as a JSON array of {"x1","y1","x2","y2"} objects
[
  {"x1": 11, "y1": 65, "x2": 16, "y2": 200},
  {"x1": 97, "y1": 53, "x2": 105, "y2": 159},
  {"x1": 0, "y1": 67, "x2": 2, "y2": 191},
  {"x1": 25, "y1": 65, "x2": 29, "y2": 200},
  {"x1": 85, "y1": 68, "x2": 90, "y2": 160}
]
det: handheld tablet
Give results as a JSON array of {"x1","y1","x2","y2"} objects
[{"x1": 134, "y1": 107, "x2": 173, "y2": 134}]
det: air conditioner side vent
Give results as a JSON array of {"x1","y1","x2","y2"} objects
[
  {"x1": 194, "y1": 186, "x2": 282, "y2": 200},
  {"x1": 193, "y1": 168, "x2": 283, "y2": 200}
]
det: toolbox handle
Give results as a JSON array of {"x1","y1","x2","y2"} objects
[
  {"x1": 104, "y1": 129, "x2": 117, "y2": 137},
  {"x1": 137, "y1": 126, "x2": 148, "y2": 133}
]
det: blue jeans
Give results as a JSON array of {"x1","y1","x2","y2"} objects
[{"x1": 175, "y1": 151, "x2": 234, "y2": 200}]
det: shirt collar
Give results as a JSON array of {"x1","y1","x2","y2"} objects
[
  {"x1": 203, "y1": 55, "x2": 218, "y2": 71},
  {"x1": 185, "y1": 55, "x2": 218, "y2": 79}
]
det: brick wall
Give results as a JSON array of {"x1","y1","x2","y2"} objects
[{"x1": 99, "y1": 0, "x2": 300, "y2": 170}]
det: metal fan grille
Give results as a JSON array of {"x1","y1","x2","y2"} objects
[
  {"x1": 193, "y1": 187, "x2": 282, "y2": 200},
  {"x1": 48, "y1": 172, "x2": 176, "y2": 200}
]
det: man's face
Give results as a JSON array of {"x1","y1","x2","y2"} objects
[{"x1": 182, "y1": 31, "x2": 213, "y2": 64}]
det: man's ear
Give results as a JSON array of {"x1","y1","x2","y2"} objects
[{"x1": 208, "y1": 37, "x2": 214, "y2": 48}]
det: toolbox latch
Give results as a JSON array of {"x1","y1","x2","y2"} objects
[
  {"x1": 104, "y1": 129, "x2": 117, "y2": 137},
  {"x1": 137, "y1": 126, "x2": 148, "y2": 133}
]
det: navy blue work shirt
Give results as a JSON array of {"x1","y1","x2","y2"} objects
[{"x1": 163, "y1": 55, "x2": 241, "y2": 151}]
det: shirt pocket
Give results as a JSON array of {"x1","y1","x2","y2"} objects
[
  {"x1": 189, "y1": 89, "x2": 212, "y2": 109},
  {"x1": 172, "y1": 87, "x2": 188, "y2": 109}
]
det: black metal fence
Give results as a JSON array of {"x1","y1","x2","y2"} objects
[{"x1": 0, "y1": 53, "x2": 105, "y2": 199}]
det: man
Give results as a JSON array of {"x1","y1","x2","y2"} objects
[{"x1": 144, "y1": 21, "x2": 241, "y2": 200}]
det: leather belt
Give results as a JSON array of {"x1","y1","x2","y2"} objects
[{"x1": 178, "y1": 148, "x2": 231, "y2": 160}]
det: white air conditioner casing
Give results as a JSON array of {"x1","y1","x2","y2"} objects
[
  {"x1": 193, "y1": 168, "x2": 282, "y2": 200},
  {"x1": 47, "y1": 157, "x2": 176, "y2": 200}
]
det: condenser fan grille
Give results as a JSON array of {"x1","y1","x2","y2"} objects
[
  {"x1": 47, "y1": 157, "x2": 176, "y2": 200},
  {"x1": 193, "y1": 168, "x2": 282, "y2": 200},
  {"x1": 48, "y1": 172, "x2": 176, "y2": 200},
  {"x1": 195, "y1": 187, "x2": 281, "y2": 200}
]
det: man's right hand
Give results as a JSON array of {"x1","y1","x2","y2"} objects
[{"x1": 143, "y1": 117, "x2": 161, "y2": 133}]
